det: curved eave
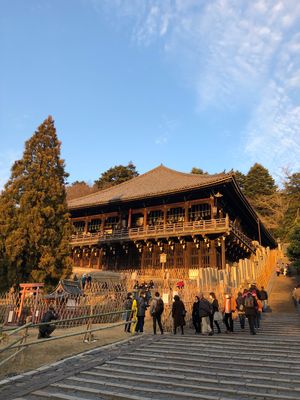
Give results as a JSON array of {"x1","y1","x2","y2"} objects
[{"x1": 68, "y1": 175, "x2": 234, "y2": 211}]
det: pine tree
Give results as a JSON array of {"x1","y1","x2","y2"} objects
[
  {"x1": 233, "y1": 170, "x2": 246, "y2": 192},
  {"x1": 66, "y1": 180, "x2": 95, "y2": 200},
  {"x1": 234, "y1": 163, "x2": 278, "y2": 236},
  {"x1": 191, "y1": 167, "x2": 208, "y2": 175},
  {"x1": 281, "y1": 172, "x2": 300, "y2": 239},
  {"x1": 0, "y1": 116, "x2": 72, "y2": 290},
  {"x1": 244, "y1": 163, "x2": 277, "y2": 198},
  {"x1": 287, "y1": 219, "x2": 300, "y2": 271},
  {"x1": 95, "y1": 162, "x2": 139, "y2": 189}
]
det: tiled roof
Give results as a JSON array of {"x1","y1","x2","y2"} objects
[{"x1": 68, "y1": 165, "x2": 232, "y2": 209}]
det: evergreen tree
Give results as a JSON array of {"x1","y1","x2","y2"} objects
[
  {"x1": 95, "y1": 162, "x2": 139, "y2": 189},
  {"x1": 0, "y1": 116, "x2": 72, "y2": 290},
  {"x1": 244, "y1": 163, "x2": 277, "y2": 198},
  {"x1": 66, "y1": 180, "x2": 95, "y2": 200},
  {"x1": 233, "y1": 170, "x2": 246, "y2": 192},
  {"x1": 280, "y1": 172, "x2": 300, "y2": 240},
  {"x1": 191, "y1": 167, "x2": 208, "y2": 175},
  {"x1": 287, "y1": 219, "x2": 300, "y2": 271}
]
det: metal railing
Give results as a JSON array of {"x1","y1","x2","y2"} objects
[{"x1": 0, "y1": 310, "x2": 133, "y2": 368}]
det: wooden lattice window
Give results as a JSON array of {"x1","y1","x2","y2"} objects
[
  {"x1": 191, "y1": 245, "x2": 200, "y2": 267},
  {"x1": 189, "y1": 203, "x2": 211, "y2": 221},
  {"x1": 104, "y1": 216, "x2": 119, "y2": 232},
  {"x1": 201, "y1": 242, "x2": 210, "y2": 268},
  {"x1": 88, "y1": 219, "x2": 101, "y2": 233},
  {"x1": 73, "y1": 221, "x2": 85, "y2": 233},
  {"x1": 175, "y1": 244, "x2": 184, "y2": 267},
  {"x1": 167, "y1": 207, "x2": 184, "y2": 224},
  {"x1": 148, "y1": 210, "x2": 163, "y2": 226},
  {"x1": 143, "y1": 248, "x2": 153, "y2": 268}
]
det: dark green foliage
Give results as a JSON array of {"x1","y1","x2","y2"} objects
[
  {"x1": 191, "y1": 167, "x2": 208, "y2": 175},
  {"x1": 280, "y1": 172, "x2": 300, "y2": 240},
  {"x1": 244, "y1": 163, "x2": 277, "y2": 198},
  {"x1": 233, "y1": 170, "x2": 246, "y2": 192},
  {"x1": 0, "y1": 116, "x2": 72, "y2": 291},
  {"x1": 95, "y1": 162, "x2": 139, "y2": 189},
  {"x1": 287, "y1": 219, "x2": 300, "y2": 269}
]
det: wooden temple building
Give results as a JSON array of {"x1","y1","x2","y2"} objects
[{"x1": 68, "y1": 165, "x2": 276, "y2": 271}]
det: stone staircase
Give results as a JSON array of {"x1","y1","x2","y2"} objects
[{"x1": 17, "y1": 312, "x2": 300, "y2": 400}]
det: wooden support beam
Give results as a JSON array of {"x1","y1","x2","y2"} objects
[
  {"x1": 128, "y1": 208, "x2": 132, "y2": 229},
  {"x1": 143, "y1": 208, "x2": 147, "y2": 230},
  {"x1": 184, "y1": 203, "x2": 189, "y2": 223},
  {"x1": 221, "y1": 238, "x2": 226, "y2": 269}
]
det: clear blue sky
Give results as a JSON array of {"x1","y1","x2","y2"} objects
[{"x1": 1, "y1": 0, "x2": 300, "y2": 188}]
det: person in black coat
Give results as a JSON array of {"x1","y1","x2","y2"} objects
[
  {"x1": 192, "y1": 296, "x2": 200, "y2": 334},
  {"x1": 172, "y1": 295, "x2": 186, "y2": 335},
  {"x1": 209, "y1": 292, "x2": 221, "y2": 334},
  {"x1": 244, "y1": 291, "x2": 258, "y2": 335},
  {"x1": 38, "y1": 304, "x2": 58, "y2": 339},
  {"x1": 198, "y1": 293, "x2": 213, "y2": 335}
]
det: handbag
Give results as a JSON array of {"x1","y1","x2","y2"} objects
[
  {"x1": 213, "y1": 311, "x2": 223, "y2": 322},
  {"x1": 232, "y1": 310, "x2": 238, "y2": 320},
  {"x1": 201, "y1": 317, "x2": 212, "y2": 334}
]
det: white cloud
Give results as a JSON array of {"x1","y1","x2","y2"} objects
[{"x1": 92, "y1": 0, "x2": 300, "y2": 175}]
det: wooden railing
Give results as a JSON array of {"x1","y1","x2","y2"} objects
[
  {"x1": 230, "y1": 222, "x2": 255, "y2": 252},
  {"x1": 71, "y1": 217, "x2": 230, "y2": 246}
]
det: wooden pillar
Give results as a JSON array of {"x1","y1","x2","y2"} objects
[
  {"x1": 258, "y1": 218, "x2": 261, "y2": 245},
  {"x1": 184, "y1": 203, "x2": 189, "y2": 223},
  {"x1": 128, "y1": 209, "x2": 132, "y2": 229},
  {"x1": 221, "y1": 239, "x2": 226, "y2": 269},
  {"x1": 84, "y1": 218, "x2": 89, "y2": 233},
  {"x1": 163, "y1": 206, "x2": 167, "y2": 226},
  {"x1": 209, "y1": 240, "x2": 217, "y2": 268},
  {"x1": 100, "y1": 217, "x2": 105, "y2": 233},
  {"x1": 96, "y1": 250, "x2": 101, "y2": 270},
  {"x1": 143, "y1": 208, "x2": 147, "y2": 230}
]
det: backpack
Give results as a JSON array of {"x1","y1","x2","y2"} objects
[
  {"x1": 245, "y1": 294, "x2": 254, "y2": 308},
  {"x1": 155, "y1": 298, "x2": 164, "y2": 315}
]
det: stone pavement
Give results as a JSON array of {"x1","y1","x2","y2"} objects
[{"x1": 1, "y1": 276, "x2": 300, "y2": 400}]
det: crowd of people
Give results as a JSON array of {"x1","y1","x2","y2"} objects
[
  {"x1": 123, "y1": 283, "x2": 269, "y2": 336},
  {"x1": 276, "y1": 263, "x2": 291, "y2": 277}
]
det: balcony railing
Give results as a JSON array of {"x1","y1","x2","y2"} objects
[{"x1": 71, "y1": 217, "x2": 230, "y2": 246}]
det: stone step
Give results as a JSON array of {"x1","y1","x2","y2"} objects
[
  {"x1": 162, "y1": 333, "x2": 300, "y2": 345},
  {"x1": 120, "y1": 351, "x2": 300, "y2": 372},
  {"x1": 159, "y1": 338, "x2": 300, "y2": 354},
  {"x1": 137, "y1": 347, "x2": 300, "y2": 367},
  {"x1": 49, "y1": 372, "x2": 300, "y2": 400},
  {"x1": 30, "y1": 388, "x2": 153, "y2": 400},
  {"x1": 103, "y1": 359, "x2": 300, "y2": 384},
  {"x1": 147, "y1": 341, "x2": 300, "y2": 357},
  {"x1": 83, "y1": 365, "x2": 300, "y2": 395},
  {"x1": 40, "y1": 381, "x2": 231, "y2": 400}
]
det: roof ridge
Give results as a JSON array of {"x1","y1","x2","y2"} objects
[
  {"x1": 68, "y1": 165, "x2": 166, "y2": 204},
  {"x1": 161, "y1": 165, "x2": 232, "y2": 178}
]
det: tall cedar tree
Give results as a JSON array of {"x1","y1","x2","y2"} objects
[
  {"x1": 233, "y1": 170, "x2": 247, "y2": 192},
  {"x1": 287, "y1": 219, "x2": 300, "y2": 270},
  {"x1": 0, "y1": 116, "x2": 72, "y2": 290},
  {"x1": 243, "y1": 163, "x2": 277, "y2": 220},
  {"x1": 281, "y1": 172, "x2": 300, "y2": 240},
  {"x1": 94, "y1": 162, "x2": 139, "y2": 189}
]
